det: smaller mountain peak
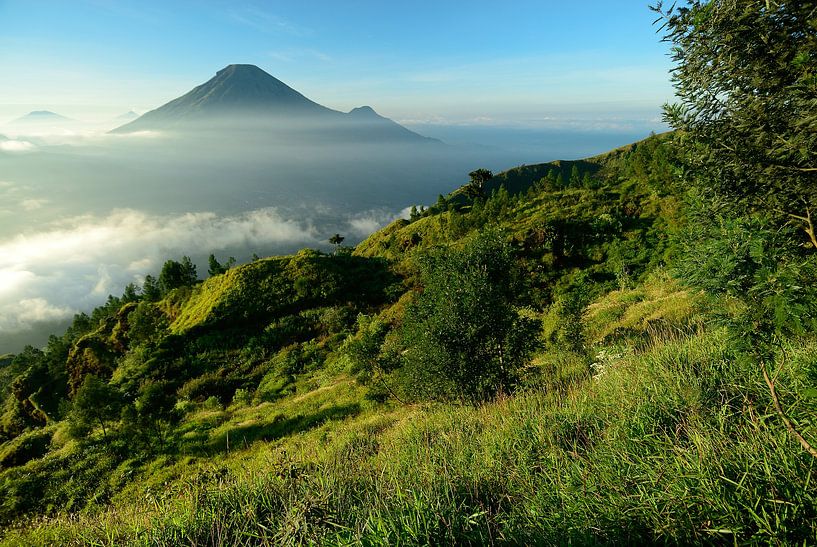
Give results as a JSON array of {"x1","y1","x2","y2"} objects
[
  {"x1": 26, "y1": 110, "x2": 63, "y2": 117},
  {"x1": 349, "y1": 106, "x2": 379, "y2": 117},
  {"x1": 14, "y1": 110, "x2": 70, "y2": 123}
]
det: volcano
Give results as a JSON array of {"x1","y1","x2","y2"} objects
[{"x1": 111, "y1": 64, "x2": 436, "y2": 143}]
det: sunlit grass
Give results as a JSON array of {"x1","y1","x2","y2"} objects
[{"x1": 6, "y1": 323, "x2": 816, "y2": 545}]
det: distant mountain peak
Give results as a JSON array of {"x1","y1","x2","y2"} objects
[
  {"x1": 110, "y1": 64, "x2": 438, "y2": 143},
  {"x1": 15, "y1": 110, "x2": 70, "y2": 122},
  {"x1": 349, "y1": 106, "x2": 382, "y2": 118},
  {"x1": 111, "y1": 64, "x2": 334, "y2": 133}
]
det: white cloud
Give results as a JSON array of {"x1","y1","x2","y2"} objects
[
  {"x1": 346, "y1": 208, "x2": 409, "y2": 237},
  {"x1": 0, "y1": 298, "x2": 73, "y2": 333},
  {"x1": 21, "y1": 198, "x2": 48, "y2": 211},
  {"x1": 0, "y1": 140, "x2": 35, "y2": 152},
  {"x1": 0, "y1": 207, "x2": 318, "y2": 336}
]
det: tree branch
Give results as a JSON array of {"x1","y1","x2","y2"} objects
[
  {"x1": 761, "y1": 362, "x2": 817, "y2": 459},
  {"x1": 779, "y1": 207, "x2": 817, "y2": 250}
]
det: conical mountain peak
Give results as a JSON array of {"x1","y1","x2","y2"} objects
[
  {"x1": 111, "y1": 64, "x2": 335, "y2": 133},
  {"x1": 110, "y1": 64, "x2": 437, "y2": 143}
]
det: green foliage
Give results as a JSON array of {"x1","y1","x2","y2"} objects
[
  {"x1": 10, "y1": 329, "x2": 817, "y2": 546},
  {"x1": 463, "y1": 168, "x2": 493, "y2": 199},
  {"x1": 142, "y1": 274, "x2": 162, "y2": 301},
  {"x1": 126, "y1": 301, "x2": 168, "y2": 347},
  {"x1": 657, "y1": 0, "x2": 817, "y2": 364},
  {"x1": 399, "y1": 231, "x2": 541, "y2": 403},
  {"x1": 207, "y1": 253, "x2": 236, "y2": 277},
  {"x1": 0, "y1": 427, "x2": 53, "y2": 469},
  {"x1": 676, "y1": 207, "x2": 817, "y2": 338},
  {"x1": 655, "y1": 0, "x2": 817, "y2": 233},
  {"x1": 158, "y1": 256, "x2": 198, "y2": 295},
  {"x1": 67, "y1": 375, "x2": 122, "y2": 441}
]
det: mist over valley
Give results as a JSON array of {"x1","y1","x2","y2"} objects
[{"x1": 0, "y1": 64, "x2": 657, "y2": 352}]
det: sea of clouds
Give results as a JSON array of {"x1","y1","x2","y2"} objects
[{"x1": 0, "y1": 204, "x2": 402, "y2": 350}]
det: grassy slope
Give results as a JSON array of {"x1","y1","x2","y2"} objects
[
  {"x1": 5, "y1": 275, "x2": 816, "y2": 545},
  {"x1": 2, "y1": 133, "x2": 816, "y2": 544}
]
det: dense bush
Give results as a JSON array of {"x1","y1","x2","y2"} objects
[{"x1": 399, "y1": 231, "x2": 541, "y2": 403}]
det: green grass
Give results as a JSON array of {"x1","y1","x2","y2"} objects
[{"x1": 5, "y1": 323, "x2": 816, "y2": 545}]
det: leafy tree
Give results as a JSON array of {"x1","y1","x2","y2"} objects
[
  {"x1": 208, "y1": 254, "x2": 224, "y2": 277},
  {"x1": 434, "y1": 194, "x2": 447, "y2": 212},
  {"x1": 655, "y1": 0, "x2": 817, "y2": 456},
  {"x1": 141, "y1": 274, "x2": 162, "y2": 302},
  {"x1": 158, "y1": 256, "x2": 197, "y2": 294},
  {"x1": 464, "y1": 168, "x2": 493, "y2": 199},
  {"x1": 208, "y1": 254, "x2": 236, "y2": 276},
  {"x1": 399, "y1": 231, "x2": 540, "y2": 403},
  {"x1": 134, "y1": 380, "x2": 177, "y2": 444},
  {"x1": 121, "y1": 283, "x2": 140, "y2": 303},
  {"x1": 343, "y1": 315, "x2": 401, "y2": 401},
  {"x1": 127, "y1": 302, "x2": 169, "y2": 346},
  {"x1": 654, "y1": 0, "x2": 817, "y2": 246},
  {"x1": 68, "y1": 375, "x2": 122, "y2": 442}
]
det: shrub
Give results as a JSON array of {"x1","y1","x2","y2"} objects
[{"x1": 399, "y1": 231, "x2": 541, "y2": 403}]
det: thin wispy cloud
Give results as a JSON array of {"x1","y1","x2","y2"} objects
[
  {"x1": 20, "y1": 198, "x2": 48, "y2": 211},
  {"x1": 228, "y1": 7, "x2": 312, "y2": 37},
  {"x1": 268, "y1": 48, "x2": 333, "y2": 64}
]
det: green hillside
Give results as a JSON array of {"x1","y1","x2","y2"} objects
[{"x1": 0, "y1": 124, "x2": 813, "y2": 544}]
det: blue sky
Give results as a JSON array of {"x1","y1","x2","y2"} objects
[{"x1": 0, "y1": 0, "x2": 673, "y2": 128}]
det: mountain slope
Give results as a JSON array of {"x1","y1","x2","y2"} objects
[{"x1": 111, "y1": 64, "x2": 437, "y2": 143}]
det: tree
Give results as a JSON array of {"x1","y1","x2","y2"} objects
[
  {"x1": 656, "y1": 0, "x2": 817, "y2": 458},
  {"x1": 141, "y1": 274, "x2": 161, "y2": 301},
  {"x1": 569, "y1": 165, "x2": 581, "y2": 187},
  {"x1": 207, "y1": 254, "x2": 236, "y2": 276},
  {"x1": 158, "y1": 256, "x2": 197, "y2": 294},
  {"x1": 464, "y1": 168, "x2": 493, "y2": 199},
  {"x1": 654, "y1": 0, "x2": 817, "y2": 246},
  {"x1": 208, "y1": 254, "x2": 224, "y2": 277},
  {"x1": 68, "y1": 375, "x2": 122, "y2": 442},
  {"x1": 121, "y1": 282, "x2": 140, "y2": 303},
  {"x1": 399, "y1": 231, "x2": 540, "y2": 403},
  {"x1": 134, "y1": 380, "x2": 177, "y2": 445},
  {"x1": 329, "y1": 233, "x2": 345, "y2": 254},
  {"x1": 127, "y1": 302, "x2": 169, "y2": 346}
]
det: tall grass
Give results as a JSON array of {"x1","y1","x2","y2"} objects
[{"x1": 5, "y1": 326, "x2": 816, "y2": 546}]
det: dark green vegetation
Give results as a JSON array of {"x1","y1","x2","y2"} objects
[{"x1": 1, "y1": 1, "x2": 816, "y2": 544}]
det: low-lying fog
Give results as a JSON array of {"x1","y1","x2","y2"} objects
[{"x1": 0, "y1": 118, "x2": 654, "y2": 353}]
